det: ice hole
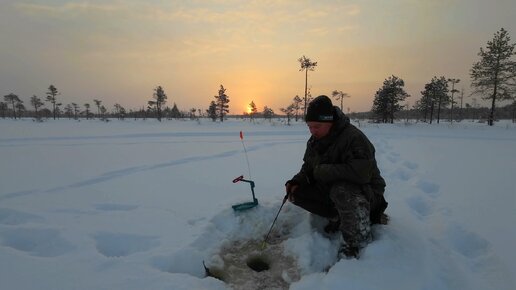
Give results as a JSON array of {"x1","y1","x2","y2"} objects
[
  {"x1": 246, "y1": 255, "x2": 270, "y2": 272},
  {"x1": 206, "y1": 239, "x2": 300, "y2": 290}
]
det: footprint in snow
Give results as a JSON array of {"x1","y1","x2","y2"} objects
[
  {"x1": 387, "y1": 152, "x2": 401, "y2": 163},
  {"x1": 416, "y1": 180, "x2": 440, "y2": 198},
  {"x1": 93, "y1": 232, "x2": 160, "y2": 258},
  {"x1": 0, "y1": 208, "x2": 44, "y2": 225},
  {"x1": 445, "y1": 224, "x2": 490, "y2": 259},
  {"x1": 0, "y1": 228, "x2": 74, "y2": 257},
  {"x1": 390, "y1": 167, "x2": 414, "y2": 181},
  {"x1": 402, "y1": 161, "x2": 419, "y2": 170},
  {"x1": 405, "y1": 195, "x2": 434, "y2": 219}
]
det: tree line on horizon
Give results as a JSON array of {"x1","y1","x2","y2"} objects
[
  {"x1": 368, "y1": 28, "x2": 516, "y2": 125},
  {"x1": 280, "y1": 29, "x2": 515, "y2": 125},
  {"x1": 1, "y1": 84, "x2": 207, "y2": 122},
  {"x1": 2, "y1": 28, "x2": 515, "y2": 125}
]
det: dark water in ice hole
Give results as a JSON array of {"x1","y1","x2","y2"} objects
[{"x1": 208, "y1": 238, "x2": 301, "y2": 290}]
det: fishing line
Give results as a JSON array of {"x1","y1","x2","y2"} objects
[{"x1": 240, "y1": 131, "x2": 252, "y2": 178}]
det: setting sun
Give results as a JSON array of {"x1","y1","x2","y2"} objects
[{"x1": 1, "y1": 1, "x2": 514, "y2": 114}]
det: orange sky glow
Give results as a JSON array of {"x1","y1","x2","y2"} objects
[{"x1": 1, "y1": 0, "x2": 515, "y2": 114}]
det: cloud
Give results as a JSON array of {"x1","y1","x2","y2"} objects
[
  {"x1": 337, "y1": 25, "x2": 359, "y2": 33},
  {"x1": 308, "y1": 27, "x2": 330, "y2": 37},
  {"x1": 4, "y1": 1, "x2": 370, "y2": 111},
  {"x1": 15, "y1": 1, "x2": 124, "y2": 15},
  {"x1": 8, "y1": 1, "x2": 364, "y2": 60},
  {"x1": 345, "y1": 4, "x2": 361, "y2": 16},
  {"x1": 13, "y1": 1, "x2": 359, "y2": 30}
]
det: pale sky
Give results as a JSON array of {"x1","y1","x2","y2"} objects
[{"x1": 1, "y1": 0, "x2": 515, "y2": 114}]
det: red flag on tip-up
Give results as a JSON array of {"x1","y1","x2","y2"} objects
[{"x1": 240, "y1": 131, "x2": 243, "y2": 140}]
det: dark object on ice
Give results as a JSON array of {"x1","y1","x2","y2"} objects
[
  {"x1": 231, "y1": 175, "x2": 259, "y2": 211},
  {"x1": 203, "y1": 260, "x2": 225, "y2": 281},
  {"x1": 246, "y1": 255, "x2": 270, "y2": 272}
]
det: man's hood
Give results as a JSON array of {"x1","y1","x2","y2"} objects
[{"x1": 331, "y1": 106, "x2": 350, "y2": 133}]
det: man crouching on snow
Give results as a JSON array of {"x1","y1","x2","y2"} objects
[{"x1": 285, "y1": 95, "x2": 388, "y2": 259}]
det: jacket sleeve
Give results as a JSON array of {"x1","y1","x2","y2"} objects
[
  {"x1": 313, "y1": 133, "x2": 375, "y2": 185},
  {"x1": 287, "y1": 146, "x2": 313, "y2": 187}
]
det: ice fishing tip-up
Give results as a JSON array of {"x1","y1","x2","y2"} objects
[{"x1": 231, "y1": 175, "x2": 258, "y2": 211}]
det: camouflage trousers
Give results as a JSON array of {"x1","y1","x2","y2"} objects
[{"x1": 291, "y1": 181, "x2": 372, "y2": 249}]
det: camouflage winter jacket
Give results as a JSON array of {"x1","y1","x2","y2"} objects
[{"x1": 290, "y1": 107, "x2": 387, "y2": 218}]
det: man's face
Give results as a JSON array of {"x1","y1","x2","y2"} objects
[{"x1": 307, "y1": 121, "x2": 332, "y2": 140}]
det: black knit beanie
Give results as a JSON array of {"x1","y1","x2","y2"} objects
[{"x1": 305, "y1": 95, "x2": 334, "y2": 122}]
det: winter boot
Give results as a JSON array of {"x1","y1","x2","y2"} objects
[
  {"x1": 379, "y1": 213, "x2": 389, "y2": 225},
  {"x1": 338, "y1": 244, "x2": 360, "y2": 260}
]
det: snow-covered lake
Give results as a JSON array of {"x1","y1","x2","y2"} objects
[{"x1": 0, "y1": 118, "x2": 515, "y2": 290}]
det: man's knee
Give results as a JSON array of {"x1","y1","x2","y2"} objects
[
  {"x1": 291, "y1": 185, "x2": 334, "y2": 218},
  {"x1": 329, "y1": 182, "x2": 364, "y2": 205},
  {"x1": 330, "y1": 183, "x2": 370, "y2": 219}
]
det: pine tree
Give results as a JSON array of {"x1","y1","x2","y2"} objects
[
  {"x1": 170, "y1": 103, "x2": 181, "y2": 119},
  {"x1": 331, "y1": 90, "x2": 350, "y2": 111},
  {"x1": 207, "y1": 101, "x2": 217, "y2": 121},
  {"x1": 15, "y1": 102, "x2": 25, "y2": 118},
  {"x1": 434, "y1": 76, "x2": 450, "y2": 124},
  {"x1": 280, "y1": 104, "x2": 295, "y2": 125},
  {"x1": 0, "y1": 102, "x2": 7, "y2": 119},
  {"x1": 93, "y1": 99, "x2": 102, "y2": 119},
  {"x1": 150, "y1": 86, "x2": 167, "y2": 121},
  {"x1": 55, "y1": 103, "x2": 63, "y2": 119},
  {"x1": 371, "y1": 76, "x2": 409, "y2": 123},
  {"x1": 3, "y1": 93, "x2": 22, "y2": 119},
  {"x1": 64, "y1": 104, "x2": 73, "y2": 119},
  {"x1": 262, "y1": 106, "x2": 274, "y2": 120},
  {"x1": 419, "y1": 77, "x2": 449, "y2": 124},
  {"x1": 100, "y1": 105, "x2": 107, "y2": 121},
  {"x1": 72, "y1": 103, "x2": 80, "y2": 120},
  {"x1": 249, "y1": 101, "x2": 257, "y2": 121},
  {"x1": 30, "y1": 95, "x2": 44, "y2": 119},
  {"x1": 292, "y1": 95, "x2": 302, "y2": 122},
  {"x1": 46, "y1": 85, "x2": 60, "y2": 120},
  {"x1": 214, "y1": 85, "x2": 230, "y2": 122},
  {"x1": 448, "y1": 78, "x2": 460, "y2": 123},
  {"x1": 471, "y1": 28, "x2": 516, "y2": 126},
  {"x1": 416, "y1": 84, "x2": 433, "y2": 123},
  {"x1": 298, "y1": 55, "x2": 317, "y2": 118},
  {"x1": 84, "y1": 103, "x2": 91, "y2": 120},
  {"x1": 189, "y1": 108, "x2": 197, "y2": 120}
]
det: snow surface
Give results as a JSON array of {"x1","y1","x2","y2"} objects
[{"x1": 0, "y1": 118, "x2": 515, "y2": 290}]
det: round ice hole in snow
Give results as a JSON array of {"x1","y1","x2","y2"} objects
[{"x1": 246, "y1": 256, "x2": 270, "y2": 272}]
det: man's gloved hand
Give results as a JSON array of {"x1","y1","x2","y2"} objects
[{"x1": 285, "y1": 182, "x2": 299, "y2": 202}]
